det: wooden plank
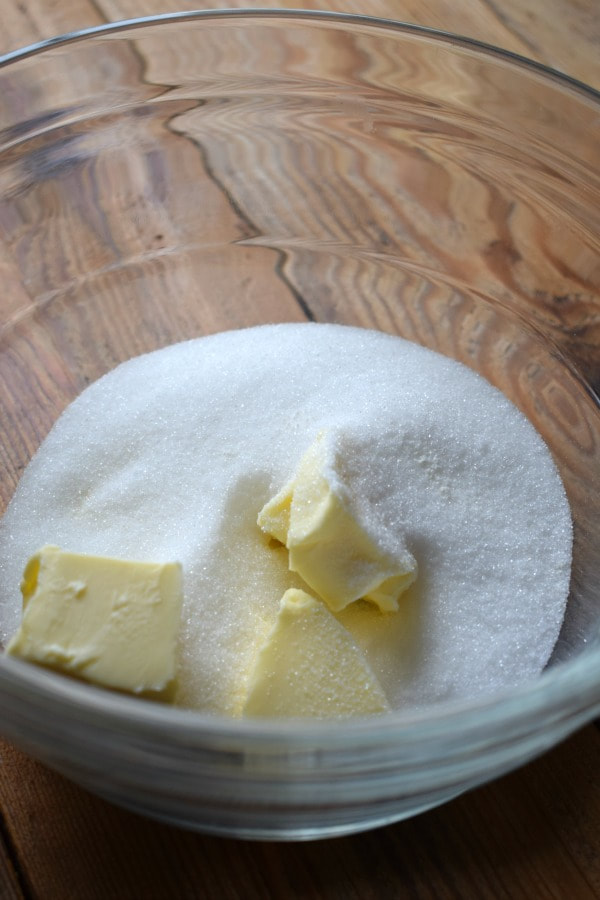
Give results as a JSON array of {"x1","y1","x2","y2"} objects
[
  {"x1": 1, "y1": 0, "x2": 598, "y2": 92},
  {"x1": 0, "y1": 726, "x2": 599, "y2": 899},
  {"x1": 96, "y1": 0, "x2": 600, "y2": 90}
]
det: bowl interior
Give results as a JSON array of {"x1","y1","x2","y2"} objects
[{"x1": 1, "y1": 12, "x2": 600, "y2": 681}]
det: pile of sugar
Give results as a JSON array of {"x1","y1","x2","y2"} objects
[{"x1": 0, "y1": 324, "x2": 572, "y2": 714}]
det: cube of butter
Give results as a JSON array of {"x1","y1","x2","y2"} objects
[
  {"x1": 258, "y1": 433, "x2": 417, "y2": 613},
  {"x1": 243, "y1": 588, "x2": 390, "y2": 718},
  {"x1": 6, "y1": 545, "x2": 182, "y2": 694}
]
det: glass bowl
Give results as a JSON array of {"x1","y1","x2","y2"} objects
[{"x1": 1, "y1": 10, "x2": 599, "y2": 840}]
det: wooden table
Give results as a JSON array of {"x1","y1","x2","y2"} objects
[{"x1": 1, "y1": 2, "x2": 599, "y2": 898}]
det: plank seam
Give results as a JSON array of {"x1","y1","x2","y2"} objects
[{"x1": 0, "y1": 802, "x2": 32, "y2": 900}]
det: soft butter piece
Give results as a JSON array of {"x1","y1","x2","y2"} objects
[
  {"x1": 258, "y1": 434, "x2": 417, "y2": 612},
  {"x1": 243, "y1": 588, "x2": 390, "y2": 718},
  {"x1": 6, "y1": 545, "x2": 182, "y2": 694}
]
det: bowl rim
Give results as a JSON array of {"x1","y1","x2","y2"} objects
[
  {"x1": 0, "y1": 7, "x2": 599, "y2": 103},
  {"x1": 1, "y1": 7, "x2": 599, "y2": 747}
]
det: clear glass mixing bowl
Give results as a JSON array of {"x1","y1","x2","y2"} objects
[{"x1": 1, "y1": 11, "x2": 599, "y2": 840}]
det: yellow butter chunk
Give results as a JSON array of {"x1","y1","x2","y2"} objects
[
  {"x1": 258, "y1": 434, "x2": 417, "y2": 612},
  {"x1": 243, "y1": 588, "x2": 390, "y2": 718},
  {"x1": 6, "y1": 545, "x2": 182, "y2": 694}
]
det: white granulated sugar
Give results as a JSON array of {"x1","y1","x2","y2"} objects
[{"x1": 0, "y1": 324, "x2": 572, "y2": 714}]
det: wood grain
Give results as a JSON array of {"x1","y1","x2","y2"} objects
[
  {"x1": 53, "y1": 0, "x2": 600, "y2": 91},
  {"x1": 1, "y1": 0, "x2": 104, "y2": 56},
  {"x1": 1, "y1": 0, "x2": 599, "y2": 90},
  {"x1": 1, "y1": 1, "x2": 599, "y2": 898}
]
